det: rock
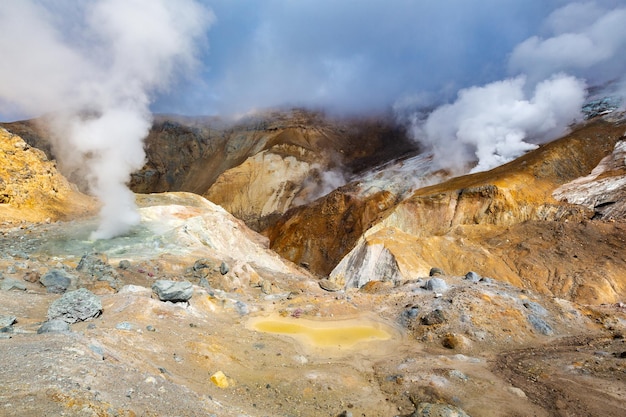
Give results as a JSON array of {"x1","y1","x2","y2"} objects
[
  {"x1": 448, "y1": 369, "x2": 469, "y2": 381},
  {"x1": 23, "y1": 270, "x2": 41, "y2": 283},
  {"x1": 523, "y1": 301, "x2": 548, "y2": 317},
  {"x1": 527, "y1": 314, "x2": 553, "y2": 336},
  {"x1": 47, "y1": 288, "x2": 102, "y2": 324},
  {"x1": 210, "y1": 370, "x2": 230, "y2": 388},
  {"x1": 234, "y1": 301, "x2": 250, "y2": 316},
  {"x1": 401, "y1": 306, "x2": 420, "y2": 327},
  {"x1": 77, "y1": 253, "x2": 118, "y2": 280},
  {"x1": 115, "y1": 322, "x2": 133, "y2": 331},
  {"x1": 0, "y1": 315, "x2": 17, "y2": 328},
  {"x1": 260, "y1": 280, "x2": 272, "y2": 295},
  {"x1": 89, "y1": 344, "x2": 105, "y2": 360},
  {"x1": 319, "y1": 279, "x2": 342, "y2": 292},
  {"x1": 0, "y1": 278, "x2": 27, "y2": 291},
  {"x1": 464, "y1": 271, "x2": 480, "y2": 282},
  {"x1": 441, "y1": 333, "x2": 469, "y2": 350},
  {"x1": 220, "y1": 261, "x2": 229, "y2": 275},
  {"x1": 118, "y1": 284, "x2": 152, "y2": 297},
  {"x1": 582, "y1": 96, "x2": 621, "y2": 119},
  {"x1": 425, "y1": 278, "x2": 448, "y2": 292},
  {"x1": 507, "y1": 386, "x2": 527, "y2": 398},
  {"x1": 193, "y1": 258, "x2": 211, "y2": 271},
  {"x1": 412, "y1": 402, "x2": 471, "y2": 417},
  {"x1": 429, "y1": 267, "x2": 445, "y2": 277},
  {"x1": 118, "y1": 260, "x2": 131, "y2": 270},
  {"x1": 403, "y1": 306, "x2": 420, "y2": 320},
  {"x1": 151, "y1": 280, "x2": 193, "y2": 302},
  {"x1": 329, "y1": 241, "x2": 403, "y2": 289},
  {"x1": 37, "y1": 319, "x2": 71, "y2": 334},
  {"x1": 421, "y1": 309, "x2": 446, "y2": 326},
  {"x1": 39, "y1": 269, "x2": 73, "y2": 293}
]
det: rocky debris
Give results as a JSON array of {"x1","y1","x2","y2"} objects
[
  {"x1": 37, "y1": 318, "x2": 71, "y2": 334},
  {"x1": 219, "y1": 261, "x2": 229, "y2": 275},
  {"x1": 151, "y1": 280, "x2": 193, "y2": 302},
  {"x1": 554, "y1": 138, "x2": 626, "y2": 220},
  {"x1": 420, "y1": 309, "x2": 447, "y2": 326},
  {"x1": 47, "y1": 288, "x2": 102, "y2": 324},
  {"x1": 39, "y1": 269, "x2": 74, "y2": 293},
  {"x1": 582, "y1": 96, "x2": 622, "y2": 119},
  {"x1": 0, "y1": 277, "x2": 26, "y2": 291},
  {"x1": 411, "y1": 402, "x2": 472, "y2": 417},
  {"x1": 77, "y1": 253, "x2": 117, "y2": 278}
]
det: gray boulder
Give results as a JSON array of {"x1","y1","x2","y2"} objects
[
  {"x1": 37, "y1": 319, "x2": 71, "y2": 334},
  {"x1": 152, "y1": 280, "x2": 193, "y2": 302},
  {"x1": 425, "y1": 278, "x2": 448, "y2": 292},
  {"x1": 1, "y1": 278, "x2": 27, "y2": 291},
  {"x1": 464, "y1": 271, "x2": 480, "y2": 282},
  {"x1": 40, "y1": 269, "x2": 74, "y2": 293},
  {"x1": 47, "y1": 288, "x2": 102, "y2": 324}
]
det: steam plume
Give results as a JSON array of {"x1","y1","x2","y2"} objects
[
  {"x1": 413, "y1": 75, "x2": 586, "y2": 174},
  {"x1": 0, "y1": 0, "x2": 212, "y2": 239},
  {"x1": 405, "y1": 1, "x2": 626, "y2": 174}
]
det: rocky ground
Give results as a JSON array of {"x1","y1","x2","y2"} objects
[
  {"x1": 1, "y1": 194, "x2": 625, "y2": 417},
  {"x1": 2, "y1": 110, "x2": 626, "y2": 416}
]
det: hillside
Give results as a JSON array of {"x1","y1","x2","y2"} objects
[{"x1": 1, "y1": 110, "x2": 626, "y2": 416}]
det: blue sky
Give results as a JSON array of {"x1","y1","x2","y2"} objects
[
  {"x1": 1, "y1": 0, "x2": 625, "y2": 120},
  {"x1": 153, "y1": 0, "x2": 625, "y2": 116},
  {"x1": 155, "y1": 0, "x2": 558, "y2": 116}
]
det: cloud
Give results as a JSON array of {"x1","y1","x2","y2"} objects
[
  {"x1": 509, "y1": 2, "x2": 626, "y2": 88},
  {"x1": 414, "y1": 75, "x2": 586, "y2": 174},
  {"x1": 405, "y1": 1, "x2": 625, "y2": 174},
  {"x1": 154, "y1": 0, "x2": 560, "y2": 116},
  {"x1": 0, "y1": 0, "x2": 213, "y2": 238}
]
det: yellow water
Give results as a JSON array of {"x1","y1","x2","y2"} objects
[{"x1": 248, "y1": 315, "x2": 393, "y2": 348}]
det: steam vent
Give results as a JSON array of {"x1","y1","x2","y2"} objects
[{"x1": 2, "y1": 1, "x2": 626, "y2": 416}]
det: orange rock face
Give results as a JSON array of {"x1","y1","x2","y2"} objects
[{"x1": 0, "y1": 127, "x2": 95, "y2": 223}]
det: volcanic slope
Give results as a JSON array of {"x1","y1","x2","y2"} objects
[
  {"x1": 1, "y1": 116, "x2": 626, "y2": 416},
  {"x1": 2, "y1": 110, "x2": 418, "y2": 232},
  {"x1": 267, "y1": 116, "x2": 626, "y2": 304}
]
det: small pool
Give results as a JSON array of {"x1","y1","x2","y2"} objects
[{"x1": 247, "y1": 314, "x2": 394, "y2": 349}]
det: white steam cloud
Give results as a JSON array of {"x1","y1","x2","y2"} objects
[
  {"x1": 0, "y1": 0, "x2": 213, "y2": 239},
  {"x1": 407, "y1": 1, "x2": 626, "y2": 174},
  {"x1": 415, "y1": 75, "x2": 586, "y2": 174}
]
